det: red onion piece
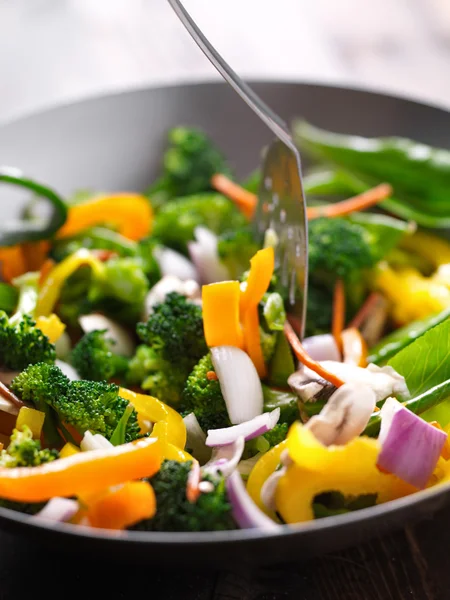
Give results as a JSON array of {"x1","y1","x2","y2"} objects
[
  {"x1": 186, "y1": 461, "x2": 201, "y2": 503},
  {"x1": 79, "y1": 313, "x2": 135, "y2": 357},
  {"x1": 206, "y1": 409, "x2": 280, "y2": 447},
  {"x1": 377, "y1": 397, "x2": 447, "y2": 489},
  {"x1": 202, "y1": 436, "x2": 245, "y2": 478},
  {"x1": 34, "y1": 497, "x2": 79, "y2": 523},
  {"x1": 302, "y1": 334, "x2": 341, "y2": 362},
  {"x1": 187, "y1": 227, "x2": 229, "y2": 284},
  {"x1": 211, "y1": 346, "x2": 263, "y2": 424},
  {"x1": 153, "y1": 246, "x2": 198, "y2": 282},
  {"x1": 226, "y1": 471, "x2": 280, "y2": 530}
]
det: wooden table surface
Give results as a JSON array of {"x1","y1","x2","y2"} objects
[{"x1": 0, "y1": 1, "x2": 449, "y2": 599}]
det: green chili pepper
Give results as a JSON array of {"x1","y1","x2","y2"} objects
[
  {"x1": 0, "y1": 167, "x2": 67, "y2": 246},
  {"x1": 294, "y1": 121, "x2": 450, "y2": 228}
]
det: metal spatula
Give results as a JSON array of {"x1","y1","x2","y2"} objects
[{"x1": 167, "y1": 0, "x2": 309, "y2": 337}]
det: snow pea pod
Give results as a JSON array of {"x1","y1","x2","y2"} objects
[
  {"x1": 0, "y1": 167, "x2": 67, "y2": 246},
  {"x1": 294, "y1": 121, "x2": 450, "y2": 227}
]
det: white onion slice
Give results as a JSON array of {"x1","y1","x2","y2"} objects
[
  {"x1": 202, "y1": 436, "x2": 245, "y2": 478},
  {"x1": 55, "y1": 360, "x2": 81, "y2": 381},
  {"x1": 153, "y1": 246, "x2": 198, "y2": 282},
  {"x1": 187, "y1": 226, "x2": 229, "y2": 284},
  {"x1": 183, "y1": 412, "x2": 211, "y2": 465},
  {"x1": 301, "y1": 361, "x2": 410, "y2": 402},
  {"x1": 80, "y1": 431, "x2": 113, "y2": 451},
  {"x1": 143, "y1": 275, "x2": 200, "y2": 319},
  {"x1": 34, "y1": 498, "x2": 79, "y2": 523},
  {"x1": 226, "y1": 471, "x2": 280, "y2": 530},
  {"x1": 302, "y1": 334, "x2": 341, "y2": 362},
  {"x1": 377, "y1": 397, "x2": 447, "y2": 488},
  {"x1": 260, "y1": 449, "x2": 293, "y2": 511},
  {"x1": 55, "y1": 331, "x2": 72, "y2": 360},
  {"x1": 305, "y1": 382, "x2": 376, "y2": 446},
  {"x1": 0, "y1": 395, "x2": 19, "y2": 416},
  {"x1": 206, "y1": 409, "x2": 280, "y2": 447},
  {"x1": 211, "y1": 346, "x2": 263, "y2": 424},
  {"x1": 79, "y1": 313, "x2": 135, "y2": 357}
]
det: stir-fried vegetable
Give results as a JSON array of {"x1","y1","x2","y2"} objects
[{"x1": 0, "y1": 122, "x2": 448, "y2": 533}]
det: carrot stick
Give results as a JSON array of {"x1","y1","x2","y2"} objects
[
  {"x1": 348, "y1": 292, "x2": 382, "y2": 330},
  {"x1": 284, "y1": 321, "x2": 345, "y2": 388},
  {"x1": 211, "y1": 174, "x2": 257, "y2": 219},
  {"x1": 212, "y1": 174, "x2": 392, "y2": 222},
  {"x1": 307, "y1": 183, "x2": 392, "y2": 219},
  {"x1": 332, "y1": 279, "x2": 345, "y2": 353}
]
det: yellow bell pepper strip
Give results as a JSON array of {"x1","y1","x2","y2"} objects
[
  {"x1": 60, "y1": 442, "x2": 81, "y2": 459},
  {"x1": 242, "y1": 305, "x2": 267, "y2": 378},
  {"x1": 240, "y1": 247, "x2": 275, "y2": 315},
  {"x1": 400, "y1": 231, "x2": 450, "y2": 270},
  {"x1": 202, "y1": 281, "x2": 244, "y2": 349},
  {"x1": 276, "y1": 423, "x2": 415, "y2": 523},
  {"x1": 148, "y1": 419, "x2": 193, "y2": 462},
  {"x1": 119, "y1": 387, "x2": 186, "y2": 450},
  {"x1": 284, "y1": 321, "x2": 345, "y2": 388},
  {"x1": 341, "y1": 327, "x2": 368, "y2": 367},
  {"x1": 0, "y1": 436, "x2": 162, "y2": 503},
  {"x1": 375, "y1": 263, "x2": 450, "y2": 326},
  {"x1": 84, "y1": 481, "x2": 156, "y2": 530},
  {"x1": 56, "y1": 193, "x2": 152, "y2": 241},
  {"x1": 35, "y1": 314, "x2": 66, "y2": 343},
  {"x1": 247, "y1": 440, "x2": 288, "y2": 518},
  {"x1": 240, "y1": 247, "x2": 274, "y2": 376},
  {"x1": 15, "y1": 407, "x2": 45, "y2": 439},
  {"x1": 36, "y1": 249, "x2": 105, "y2": 317}
]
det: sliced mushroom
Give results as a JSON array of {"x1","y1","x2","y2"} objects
[
  {"x1": 142, "y1": 275, "x2": 201, "y2": 321},
  {"x1": 288, "y1": 370, "x2": 337, "y2": 404},
  {"x1": 293, "y1": 360, "x2": 409, "y2": 402},
  {"x1": 305, "y1": 382, "x2": 376, "y2": 446}
]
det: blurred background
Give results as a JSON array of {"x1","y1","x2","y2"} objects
[{"x1": 0, "y1": 0, "x2": 449, "y2": 122}]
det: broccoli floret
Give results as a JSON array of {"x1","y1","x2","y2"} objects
[
  {"x1": 147, "y1": 127, "x2": 232, "y2": 205},
  {"x1": 71, "y1": 330, "x2": 129, "y2": 382},
  {"x1": 304, "y1": 281, "x2": 333, "y2": 338},
  {"x1": 137, "y1": 292, "x2": 207, "y2": 367},
  {"x1": 183, "y1": 354, "x2": 229, "y2": 430},
  {"x1": 152, "y1": 193, "x2": 247, "y2": 253},
  {"x1": 127, "y1": 345, "x2": 187, "y2": 405},
  {"x1": 217, "y1": 228, "x2": 259, "y2": 279},
  {"x1": 0, "y1": 425, "x2": 59, "y2": 468},
  {"x1": 0, "y1": 312, "x2": 56, "y2": 371},
  {"x1": 12, "y1": 364, "x2": 140, "y2": 443},
  {"x1": 91, "y1": 257, "x2": 149, "y2": 306},
  {"x1": 131, "y1": 460, "x2": 235, "y2": 532},
  {"x1": 263, "y1": 422, "x2": 289, "y2": 447},
  {"x1": 309, "y1": 217, "x2": 376, "y2": 282}
]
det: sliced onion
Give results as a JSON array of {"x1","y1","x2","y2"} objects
[
  {"x1": 55, "y1": 360, "x2": 81, "y2": 381},
  {"x1": 153, "y1": 246, "x2": 198, "y2": 282},
  {"x1": 186, "y1": 460, "x2": 201, "y2": 503},
  {"x1": 202, "y1": 436, "x2": 245, "y2": 478},
  {"x1": 302, "y1": 334, "x2": 341, "y2": 362},
  {"x1": 187, "y1": 226, "x2": 229, "y2": 284},
  {"x1": 183, "y1": 412, "x2": 211, "y2": 465},
  {"x1": 301, "y1": 361, "x2": 410, "y2": 402},
  {"x1": 206, "y1": 409, "x2": 280, "y2": 447},
  {"x1": 55, "y1": 331, "x2": 72, "y2": 360},
  {"x1": 80, "y1": 430, "x2": 113, "y2": 451},
  {"x1": 143, "y1": 275, "x2": 200, "y2": 319},
  {"x1": 79, "y1": 313, "x2": 135, "y2": 357},
  {"x1": 211, "y1": 346, "x2": 263, "y2": 424},
  {"x1": 377, "y1": 397, "x2": 447, "y2": 488},
  {"x1": 305, "y1": 382, "x2": 376, "y2": 446},
  {"x1": 0, "y1": 395, "x2": 19, "y2": 416},
  {"x1": 34, "y1": 498, "x2": 79, "y2": 523},
  {"x1": 260, "y1": 450, "x2": 293, "y2": 511},
  {"x1": 226, "y1": 471, "x2": 280, "y2": 530}
]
